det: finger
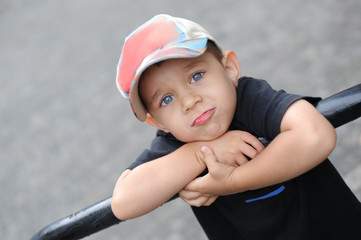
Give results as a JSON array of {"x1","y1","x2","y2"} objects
[
  {"x1": 179, "y1": 189, "x2": 202, "y2": 200},
  {"x1": 241, "y1": 132, "x2": 265, "y2": 153},
  {"x1": 183, "y1": 177, "x2": 205, "y2": 192},
  {"x1": 203, "y1": 195, "x2": 218, "y2": 206},
  {"x1": 235, "y1": 154, "x2": 249, "y2": 166},
  {"x1": 184, "y1": 196, "x2": 212, "y2": 207},
  {"x1": 253, "y1": 140, "x2": 265, "y2": 152},
  {"x1": 179, "y1": 189, "x2": 213, "y2": 207},
  {"x1": 239, "y1": 142, "x2": 259, "y2": 159},
  {"x1": 248, "y1": 136, "x2": 265, "y2": 153},
  {"x1": 201, "y1": 145, "x2": 218, "y2": 167}
]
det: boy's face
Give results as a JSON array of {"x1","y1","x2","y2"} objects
[{"x1": 139, "y1": 51, "x2": 240, "y2": 142}]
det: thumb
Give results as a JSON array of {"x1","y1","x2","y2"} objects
[
  {"x1": 183, "y1": 146, "x2": 216, "y2": 192},
  {"x1": 201, "y1": 145, "x2": 218, "y2": 169}
]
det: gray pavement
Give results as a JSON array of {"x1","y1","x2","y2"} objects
[{"x1": 1, "y1": 0, "x2": 360, "y2": 239}]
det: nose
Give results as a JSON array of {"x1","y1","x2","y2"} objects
[{"x1": 181, "y1": 89, "x2": 201, "y2": 112}]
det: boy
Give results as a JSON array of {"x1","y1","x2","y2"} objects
[{"x1": 112, "y1": 14, "x2": 361, "y2": 239}]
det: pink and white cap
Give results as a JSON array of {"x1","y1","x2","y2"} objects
[{"x1": 116, "y1": 14, "x2": 221, "y2": 121}]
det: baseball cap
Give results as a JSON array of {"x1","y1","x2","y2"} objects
[{"x1": 116, "y1": 14, "x2": 221, "y2": 121}]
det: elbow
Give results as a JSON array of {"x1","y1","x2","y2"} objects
[
  {"x1": 111, "y1": 188, "x2": 137, "y2": 220},
  {"x1": 324, "y1": 127, "x2": 337, "y2": 156},
  {"x1": 309, "y1": 123, "x2": 337, "y2": 162},
  {"x1": 111, "y1": 170, "x2": 136, "y2": 220},
  {"x1": 320, "y1": 120, "x2": 337, "y2": 156},
  {"x1": 111, "y1": 190, "x2": 129, "y2": 220}
]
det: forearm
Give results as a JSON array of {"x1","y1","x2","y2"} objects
[
  {"x1": 229, "y1": 127, "x2": 336, "y2": 193},
  {"x1": 229, "y1": 100, "x2": 337, "y2": 193},
  {"x1": 111, "y1": 142, "x2": 206, "y2": 220}
]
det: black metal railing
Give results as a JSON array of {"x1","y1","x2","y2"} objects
[{"x1": 31, "y1": 84, "x2": 361, "y2": 240}]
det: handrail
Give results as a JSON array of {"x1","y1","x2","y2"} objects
[
  {"x1": 31, "y1": 84, "x2": 361, "y2": 240},
  {"x1": 315, "y1": 84, "x2": 361, "y2": 128}
]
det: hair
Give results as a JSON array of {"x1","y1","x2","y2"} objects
[
  {"x1": 206, "y1": 40, "x2": 223, "y2": 62},
  {"x1": 139, "y1": 41, "x2": 224, "y2": 111}
]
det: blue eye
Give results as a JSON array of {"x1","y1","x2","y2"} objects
[
  {"x1": 191, "y1": 72, "x2": 203, "y2": 83},
  {"x1": 161, "y1": 95, "x2": 174, "y2": 106}
]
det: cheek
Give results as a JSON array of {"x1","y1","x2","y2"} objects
[
  {"x1": 218, "y1": 83, "x2": 237, "y2": 102},
  {"x1": 218, "y1": 85, "x2": 237, "y2": 117},
  {"x1": 151, "y1": 108, "x2": 179, "y2": 131},
  {"x1": 157, "y1": 113, "x2": 194, "y2": 141}
]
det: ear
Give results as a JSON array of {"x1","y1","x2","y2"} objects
[
  {"x1": 221, "y1": 50, "x2": 241, "y2": 84},
  {"x1": 145, "y1": 114, "x2": 170, "y2": 132}
]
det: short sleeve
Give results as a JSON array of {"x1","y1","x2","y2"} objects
[
  {"x1": 231, "y1": 77, "x2": 320, "y2": 140},
  {"x1": 127, "y1": 130, "x2": 184, "y2": 170}
]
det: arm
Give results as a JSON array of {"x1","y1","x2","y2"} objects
[
  {"x1": 183, "y1": 99, "x2": 337, "y2": 196},
  {"x1": 111, "y1": 131, "x2": 263, "y2": 220},
  {"x1": 111, "y1": 142, "x2": 205, "y2": 220}
]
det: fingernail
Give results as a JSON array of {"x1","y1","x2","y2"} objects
[{"x1": 201, "y1": 146, "x2": 206, "y2": 152}]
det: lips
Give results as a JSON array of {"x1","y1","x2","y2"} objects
[{"x1": 192, "y1": 108, "x2": 215, "y2": 127}]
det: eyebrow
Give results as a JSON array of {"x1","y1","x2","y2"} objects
[
  {"x1": 151, "y1": 89, "x2": 160, "y2": 103},
  {"x1": 183, "y1": 59, "x2": 205, "y2": 72}
]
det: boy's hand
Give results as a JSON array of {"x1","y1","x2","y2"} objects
[
  {"x1": 179, "y1": 131, "x2": 263, "y2": 207},
  {"x1": 180, "y1": 146, "x2": 237, "y2": 206},
  {"x1": 179, "y1": 189, "x2": 218, "y2": 207},
  {"x1": 208, "y1": 130, "x2": 264, "y2": 167}
]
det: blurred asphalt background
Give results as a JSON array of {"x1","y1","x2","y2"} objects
[{"x1": 1, "y1": 0, "x2": 360, "y2": 239}]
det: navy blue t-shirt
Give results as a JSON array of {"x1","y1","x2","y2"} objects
[{"x1": 128, "y1": 77, "x2": 361, "y2": 239}]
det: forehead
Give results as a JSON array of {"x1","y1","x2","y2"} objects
[{"x1": 143, "y1": 52, "x2": 216, "y2": 78}]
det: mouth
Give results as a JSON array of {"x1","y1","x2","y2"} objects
[{"x1": 192, "y1": 108, "x2": 215, "y2": 127}]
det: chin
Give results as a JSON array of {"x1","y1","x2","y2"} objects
[
  {"x1": 205, "y1": 124, "x2": 226, "y2": 140},
  {"x1": 177, "y1": 134, "x2": 217, "y2": 143}
]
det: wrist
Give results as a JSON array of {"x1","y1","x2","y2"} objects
[
  {"x1": 184, "y1": 142, "x2": 207, "y2": 169},
  {"x1": 227, "y1": 164, "x2": 251, "y2": 194}
]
